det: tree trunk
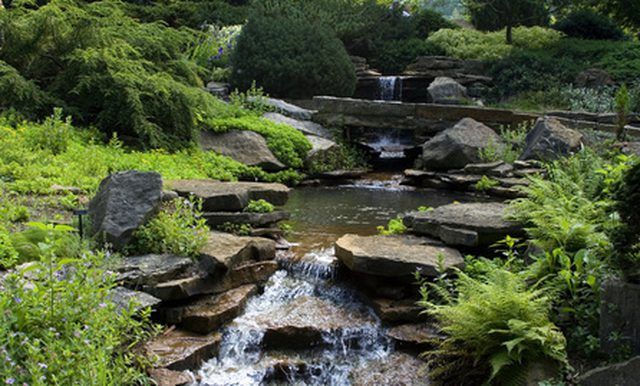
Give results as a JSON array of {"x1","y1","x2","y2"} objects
[{"x1": 506, "y1": 23, "x2": 513, "y2": 45}]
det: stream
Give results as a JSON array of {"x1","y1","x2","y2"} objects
[{"x1": 194, "y1": 175, "x2": 481, "y2": 385}]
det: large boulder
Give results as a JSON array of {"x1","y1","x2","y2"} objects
[
  {"x1": 89, "y1": 171, "x2": 163, "y2": 250},
  {"x1": 427, "y1": 76, "x2": 469, "y2": 104},
  {"x1": 166, "y1": 180, "x2": 289, "y2": 212},
  {"x1": 304, "y1": 135, "x2": 342, "y2": 169},
  {"x1": 404, "y1": 202, "x2": 522, "y2": 247},
  {"x1": 419, "y1": 118, "x2": 503, "y2": 171},
  {"x1": 199, "y1": 231, "x2": 276, "y2": 272},
  {"x1": 519, "y1": 117, "x2": 583, "y2": 161},
  {"x1": 334, "y1": 234, "x2": 463, "y2": 279},
  {"x1": 199, "y1": 130, "x2": 284, "y2": 171},
  {"x1": 262, "y1": 112, "x2": 332, "y2": 139}
]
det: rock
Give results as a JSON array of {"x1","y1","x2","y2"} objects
[
  {"x1": 519, "y1": 117, "x2": 583, "y2": 161},
  {"x1": 463, "y1": 161, "x2": 504, "y2": 174},
  {"x1": 161, "y1": 190, "x2": 179, "y2": 202},
  {"x1": 600, "y1": 279, "x2": 640, "y2": 355},
  {"x1": 304, "y1": 135, "x2": 342, "y2": 169},
  {"x1": 88, "y1": 171, "x2": 163, "y2": 249},
  {"x1": 200, "y1": 232, "x2": 276, "y2": 272},
  {"x1": 578, "y1": 356, "x2": 640, "y2": 386},
  {"x1": 260, "y1": 295, "x2": 377, "y2": 350},
  {"x1": 205, "y1": 81, "x2": 230, "y2": 99},
  {"x1": 144, "y1": 275, "x2": 214, "y2": 302},
  {"x1": 488, "y1": 163, "x2": 514, "y2": 177},
  {"x1": 427, "y1": 76, "x2": 469, "y2": 104},
  {"x1": 50, "y1": 184, "x2": 82, "y2": 195},
  {"x1": 262, "y1": 112, "x2": 332, "y2": 138},
  {"x1": 258, "y1": 97, "x2": 314, "y2": 120},
  {"x1": 335, "y1": 235, "x2": 463, "y2": 279},
  {"x1": 404, "y1": 202, "x2": 522, "y2": 247},
  {"x1": 575, "y1": 68, "x2": 614, "y2": 89},
  {"x1": 161, "y1": 285, "x2": 257, "y2": 334},
  {"x1": 350, "y1": 352, "x2": 429, "y2": 385},
  {"x1": 420, "y1": 118, "x2": 503, "y2": 171},
  {"x1": 145, "y1": 329, "x2": 221, "y2": 371},
  {"x1": 115, "y1": 254, "x2": 193, "y2": 286},
  {"x1": 370, "y1": 298, "x2": 427, "y2": 323},
  {"x1": 199, "y1": 130, "x2": 285, "y2": 172},
  {"x1": 167, "y1": 180, "x2": 289, "y2": 212},
  {"x1": 202, "y1": 211, "x2": 289, "y2": 228},
  {"x1": 209, "y1": 261, "x2": 278, "y2": 294},
  {"x1": 109, "y1": 286, "x2": 161, "y2": 313},
  {"x1": 316, "y1": 168, "x2": 369, "y2": 180},
  {"x1": 148, "y1": 368, "x2": 192, "y2": 386},
  {"x1": 387, "y1": 324, "x2": 441, "y2": 351}
]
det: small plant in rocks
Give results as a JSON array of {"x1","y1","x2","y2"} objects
[{"x1": 245, "y1": 199, "x2": 275, "y2": 214}]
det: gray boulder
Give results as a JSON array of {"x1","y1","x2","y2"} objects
[
  {"x1": 250, "y1": 97, "x2": 314, "y2": 120},
  {"x1": 115, "y1": 254, "x2": 194, "y2": 286},
  {"x1": 404, "y1": 202, "x2": 522, "y2": 247},
  {"x1": 519, "y1": 118, "x2": 583, "y2": 161},
  {"x1": 420, "y1": 118, "x2": 503, "y2": 170},
  {"x1": 199, "y1": 130, "x2": 285, "y2": 171},
  {"x1": 334, "y1": 234, "x2": 463, "y2": 279},
  {"x1": 262, "y1": 112, "x2": 332, "y2": 139},
  {"x1": 109, "y1": 286, "x2": 161, "y2": 313},
  {"x1": 89, "y1": 171, "x2": 163, "y2": 250},
  {"x1": 304, "y1": 135, "x2": 341, "y2": 168},
  {"x1": 428, "y1": 76, "x2": 469, "y2": 104},
  {"x1": 205, "y1": 81, "x2": 230, "y2": 99}
]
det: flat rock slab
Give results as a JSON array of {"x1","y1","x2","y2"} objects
[
  {"x1": 350, "y1": 352, "x2": 429, "y2": 385},
  {"x1": 200, "y1": 232, "x2": 276, "y2": 272},
  {"x1": 369, "y1": 298, "x2": 427, "y2": 324},
  {"x1": 166, "y1": 180, "x2": 289, "y2": 212},
  {"x1": 144, "y1": 275, "x2": 213, "y2": 301},
  {"x1": 203, "y1": 211, "x2": 290, "y2": 227},
  {"x1": 145, "y1": 329, "x2": 221, "y2": 371},
  {"x1": 209, "y1": 261, "x2": 278, "y2": 294},
  {"x1": 148, "y1": 368, "x2": 192, "y2": 386},
  {"x1": 387, "y1": 323, "x2": 442, "y2": 350},
  {"x1": 160, "y1": 285, "x2": 257, "y2": 334},
  {"x1": 109, "y1": 286, "x2": 161, "y2": 313},
  {"x1": 404, "y1": 202, "x2": 522, "y2": 247},
  {"x1": 260, "y1": 295, "x2": 377, "y2": 350},
  {"x1": 115, "y1": 254, "x2": 193, "y2": 286},
  {"x1": 335, "y1": 234, "x2": 463, "y2": 278}
]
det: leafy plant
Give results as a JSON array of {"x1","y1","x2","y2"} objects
[
  {"x1": 615, "y1": 84, "x2": 631, "y2": 140},
  {"x1": 217, "y1": 222, "x2": 251, "y2": 236},
  {"x1": 475, "y1": 175, "x2": 500, "y2": 192},
  {"x1": 421, "y1": 269, "x2": 567, "y2": 385},
  {"x1": 245, "y1": 199, "x2": 275, "y2": 214},
  {"x1": 377, "y1": 216, "x2": 407, "y2": 236},
  {"x1": 129, "y1": 198, "x2": 209, "y2": 258},
  {"x1": 554, "y1": 10, "x2": 625, "y2": 41},
  {"x1": 9, "y1": 222, "x2": 85, "y2": 268},
  {"x1": 0, "y1": 226, "x2": 18, "y2": 269}
]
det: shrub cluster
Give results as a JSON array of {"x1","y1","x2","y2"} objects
[{"x1": 555, "y1": 10, "x2": 625, "y2": 41}]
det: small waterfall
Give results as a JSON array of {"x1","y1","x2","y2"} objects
[{"x1": 378, "y1": 76, "x2": 402, "y2": 101}]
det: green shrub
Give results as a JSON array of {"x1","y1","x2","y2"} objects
[
  {"x1": 0, "y1": 227, "x2": 18, "y2": 269},
  {"x1": 612, "y1": 159, "x2": 640, "y2": 280},
  {"x1": 230, "y1": 13, "x2": 356, "y2": 99},
  {"x1": 598, "y1": 44, "x2": 640, "y2": 84},
  {"x1": 377, "y1": 216, "x2": 407, "y2": 236},
  {"x1": 245, "y1": 199, "x2": 275, "y2": 214},
  {"x1": 554, "y1": 10, "x2": 625, "y2": 41},
  {"x1": 474, "y1": 175, "x2": 499, "y2": 192},
  {"x1": 24, "y1": 108, "x2": 73, "y2": 155},
  {"x1": 370, "y1": 38, "x2": 444, "y2": 74},
  {"x1": 124, "y1": 0, "x2": 249, "y2": 29},
  {"x1": 217, "y1": 222, "x2": 251, "y2": 236},
  {"x1": 129, "y1": 198, "x2": 209, "y2": 258},
  {"x1": 0, "y1": 61, "x2": 52, "y2": 119},
  {"x1": 9, "y1": 222, "x2": 84, "y2": 267},
  {"x1": 0, "y1": 233, "x2": 155, "y2": 384},
  {"x1": 207, "y1": 116, "x2": 311, "y2": 169},
  {"x1": 421, "y1": 269, "x2": 566, "y2": 385}
]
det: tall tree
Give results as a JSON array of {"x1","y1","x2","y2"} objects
[
  {"x1": 598, "y1": 0, "x2": 640, "y2": 32},
  {"x1": 464, "y1": 0, "x2": 550, "y2": 44}
]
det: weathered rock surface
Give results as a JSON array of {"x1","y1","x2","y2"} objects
[
  {"x1": 350, "y1": 352, "x2": 429, "y2": 386},
  {"x1": 404, "y1": 202, "x2": 522, "y2": 247},
  {"x1": 144, "y1": 275, "x2": 212, "y2": 302},
  {"x1": 199, "y1": 130, "x2": 285, "y2": 171},
  {"x1": 160, "y1": 285, "x2": 257, "y2": 334},
  {"x1": 600, "y1": 279, "x2": 640, "y2": 355},
  {"x1": 205, "y1": 81, "x2": 230, "y2": 99},
  {"x1": 387, "y1": 324, "x2": 441, "y2": 350},
  {"x1": 148, "y1": 368, "x2": 192, "y2": 386},
  {"x1": 260, "y1": 295, "x2": 377, "y2": 349},
  {"x1": 335, "y1": 234, "x2": 463, "y2": 279},
  {"x1": 89, "y1": 171, "x2": 163, "y2": 249},
  {"x1": 575, "y1": 68, "x2": 614, "y2": 89},
  {"x1": 427, "y1": 76, "x2": 468, "y2": 104},
  {"x1": 304, "y1": 135, "x2": 341, "y2": 168},
  {"x1": 262, "y1": 112, "x2": 332, "y2": 138},
  {"x1": 578, "y1": 356, "x2": 640, "y2": 386},
  {"x1": 202, "y1": 211, "x2": 290, "y2": 228},
  {"x1": 255, "y1": 97, "x2": 314, "y2": 120},
  {"x1": 109, "y1": 286, "x2": 161, "y2": 312},
  {"x1": 519, "y1": 117, "x2": 583, "y2": 161},
  {"x1": 200, "y1": 231, "x2": 276, "y2": 272},
  {"x1": 115, "y1": 254, "x2": 193, "y2": 286},
  {"x1": 167, "y1": 179, "x2": 289, "y2": 212},
  {"x1": 209, "y1": 261, "x2": 278, "y2": 294},
  {"x1": 145, "y1": 329, "x2": 221, "y2": 371},
  {"x1": 420, "y1": 118, "x2": 503, "y2": 170}
]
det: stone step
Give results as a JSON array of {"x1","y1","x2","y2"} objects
[
  {"x1": 115, "y1": 254, "x2": 194, "y2": 287},
  {"x1": 144, "y1": 328, "x2": 221, "y2": 371},
  {"x1": 203, "y1": 211, "x2": 289, "y2": 228},
  {"x1": 199, "y1": 232, "x2": 276, "y2": 272}
]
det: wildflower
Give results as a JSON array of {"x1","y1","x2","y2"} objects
[
  {"x1": 6, "y1": 378, "x2": 15, "y2": 385},
  {"x1": 13, "y1": 296, "x2": 21, "y2": 304},
  {"x1": 98, "y1": 302, "x2": 107, "y2": 308},
  {"x1": 38, "y1": 363, "x2": 47, "y2": 369}
]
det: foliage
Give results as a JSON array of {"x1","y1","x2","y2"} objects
[
  {"x1": 245, "y1": 199, "x2": 275, "y2": 214},
  {"x1": 306, "y1": 137, "x2": 367, "y2": 175},
  {"x1": 129, "y1": 198, "x2": 209, "y2": 258},
  {"x1": 0, "y1": 224, "x2": 156, "y2": 384},
  {"x1": 230, "y1": 11, "x2": 356, "y2": 99},
  {"x1": 0, "y1": 61, "x2": 52, "y2": 119},
  {"x1": 475, "y1": 175, "x2": 499, "y2": 192},
  {"x1": 188, "y1": 24, "x2": 242, "y2": 71},
  {"x1": 596, "y1": 0, "x2": 640, "y2": 32},
  {"x1": 421, "y1": 269, "x2": 566, "y2": 385},
  {"x1": 0, "y1": 227, "x2": 19, "y2": 269},
  {"x1": 123, "y1": 0, "x2": 250, "y2": 29},
  {"x1": 597, "y1": 44, "x2": 640, "y2": 84},
  {"x1": 370, "y1": 38, "x2": 444, "y2": 74},
  {"x1": 377, "y1": 216, "x2": 408, "y2": 236},
  {"x1": 465, "y1": 0, "x2": 549, "y2": 43},
  {"x1": 612, "y1": 159, "x2": 640, "y2": 281},
  {"x1": 554, "y1": 9, "x2": 625, "y2": 41},
  {"x1": 207, "y1": 116, "x2": 311, "y2": 169},
  {"x1": 615, "y1": 84, "x2": 631, "y2": 140},
  {"x1": 217, "y1": 222, "x2": 251, "y2": 236},
  {"x1": 478, "y1": 125, "x2": 526, "y2": 163},
  {"x1": 427, "y1": 27, "x2": 563, "y2": 61},
  {"x1": 9, "y1": 222, "x2": 85, "y2": 269}
]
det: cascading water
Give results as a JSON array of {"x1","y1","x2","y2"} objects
[{"x1": 378, "y1": 76, "x2": 401, "y2": 101}]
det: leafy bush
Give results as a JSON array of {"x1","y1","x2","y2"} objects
[
  {"x1": 129, "y1": 198, "x2": 209, "y2": 258},
  {"x1": 23, "y1": 108, "x2": 73, "y2": 155},
  {"x1": 245, "y1": 199, "x2": 275, "y2": 214},
  {"x1": 9, "y1": 222, "x2": 85, "y2": 268},
  {"x1": 598, "y1": 44, "x2": 640, "y2": 84},
  {"x1": 370, "y1": 38, "x2": 444, "y2": 74},
  {"x1": 124, "y1": 0, "x2": 249, "y2": 29},
  {"x1": 230, "y1": 12, "x2": 356, "y2": 99},
  {"x1": 377, "y1": 217, "x2": 407, "y2": 236},
  {"x1": 421, "y1": 269, "x2": 566, "y2": 385},
  {"x1": 0, "y1": 227, "x2": 18, "y2": 269},
  {"x1": 0, "y1": 226, "x2": 155, "y2": 384},
  {"x1": 475, "y1": 175, "x2": 499, "y2": 192},
  {"x1": 554, "y1": 10, "x2": 625, "y2": 41},
  {"x1": 427, "y1": 27, "x2": 563, "y2": 61},
  {"x1": 612, "y1": 159, "x2": 640, "y2": 280}
]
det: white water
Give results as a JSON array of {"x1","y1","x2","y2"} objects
[
  {"x1": 368, "y1": 135, "x2": 409, "y2": 159},
  {"x1": 378, "y1": 76, "x2": 401, "y2": 101},
  {"x1": 194, "y1": 248, "x2": 393, "y2": 385}
]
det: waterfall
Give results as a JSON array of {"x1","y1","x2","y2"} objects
[{"x1": 378, "y1": 76, "x2": 401, "y2": 101}]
